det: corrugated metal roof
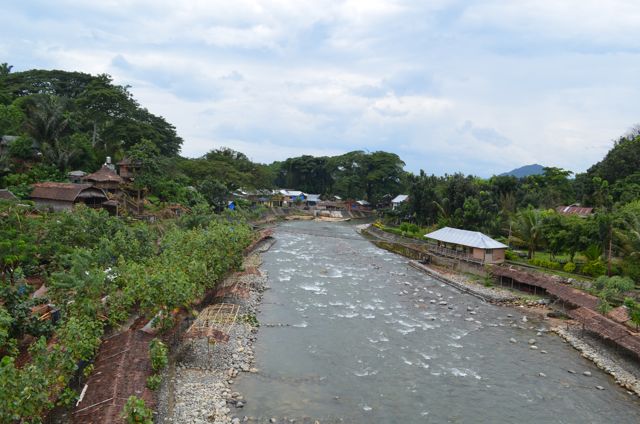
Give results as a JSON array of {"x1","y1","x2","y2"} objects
[
  {"x1": 279, "y1": 189, "x2": 304, "y2": 197},
  {"x1": 306, "y1": 194, "x2": 321, "y2": 202},
  {"x1": 425, "y1": 227, "x2": 507, "y2": 249},
  {"x1": 392, "y1": 194, "x2": 408, "y2": 203},
  {"x1": 556, "y1": 205, "x2": 593, "y2": 216},
  {"x1": 83, "y1": 165, "x2": 123, "y2": 183},
  {"x1": 30, "y1": 182, "x2": 107, "y2": 202}
]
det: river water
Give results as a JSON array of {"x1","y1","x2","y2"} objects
[{"x1": 235, "y1": 221, "x2": 640, "y2": 423}]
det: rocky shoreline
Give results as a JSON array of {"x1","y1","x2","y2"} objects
[
  {"x1": 156, "y1": 242, "x2": 272, "y2": 424},
  {"x1": 553, "y1": 325, "x2": 640, "y2": 397}
]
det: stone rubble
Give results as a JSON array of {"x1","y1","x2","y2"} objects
[
  {"x1": 553, "y1": 326, "x2": 640, "y2": 397},
  {"x1": 156, "y1": 246, "x2": 270, "y2": 424}
]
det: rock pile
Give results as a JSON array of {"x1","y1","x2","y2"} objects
[
  {"x1": 156, "y1": 251, "x2": 268, "y2": 424},
  {"x1": 553, "y1": 326, "x2": 640, "y2": 397}
]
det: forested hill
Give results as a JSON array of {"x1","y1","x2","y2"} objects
[
  {"x1": 499, "y1": 164, "x2": 545, "y2": 178},
  {"x1": 2, "y1": 66, "x2": 640, "y2": 215},
  {"x1": 574, "y1": 131, "x2": 640, "y2": 205}
]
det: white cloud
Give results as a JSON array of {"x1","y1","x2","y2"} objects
[{"x1": 3, "y1": 0, "x2": 640, "y2": 176}]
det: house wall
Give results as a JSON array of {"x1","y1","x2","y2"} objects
[
  {"x1": 472, "y1": 248, "x2": 485, "y2": 261},
  {"x1": 32, "y1": 199, "x2": 74, "y2": 212},
  {"x1": 492, "y1": 249, "x2": 505, "y2": 263}
]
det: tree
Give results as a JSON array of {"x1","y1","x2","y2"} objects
[
  {"x1": 511, "y1": 208, "x2": 544, "y2": 258},
  {"x1": 0, "y1": 63, "x2": 12, "y2": 77},
  {"x1": 199, "y1": 178, "x2": 229, "y2": 211}
]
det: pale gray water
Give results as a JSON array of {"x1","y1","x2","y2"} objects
[{"x1": 235, "y1": 221, "x2": 640, "y2": 423}]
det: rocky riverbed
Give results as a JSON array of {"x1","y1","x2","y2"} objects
[{"x1": 155, "y1": 245, "x2": 270, "y2": 424}]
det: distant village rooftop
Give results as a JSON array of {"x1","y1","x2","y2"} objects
[{"x1": 556, "y1": 204, "x2": 594, "y2": 217}]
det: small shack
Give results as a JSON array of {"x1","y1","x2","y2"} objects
[
  {"x1": 116, "y1": 157, "x2": 141, "y2": 182},
  {"x1": 30, "y1": 182, "x2": 108, "y2": 211},
  {"x1": 424, "y1": 227, "x2": 507, "y2": 264},
  {"x1": 391, "y1": 194, "x2": 408, "y2": 209},
  {"x1": 83, "y1": 165, "x2": 123, "y2": 192},
  {"x1": 305, "y1": 194, "x2": 321, "y2": 207},
  {"x1": 556, "y1": 204, "x2": 594, "y2": 218}
]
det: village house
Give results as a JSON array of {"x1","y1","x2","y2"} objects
[
  {"x1": 556, "y1": 204, "x2": 594, "y2": 218},
  {"x1": 305, "y1": 194, "x2": 321, "y2": 207},
  {"x1": 67, "y1": 170, "x2": 87, "y2": 184},
  {"x1": 424, "y1": 226, "x2": 507, "y2": 264},
  {"x1": 116, "y1": 157, "x2": 141, "y2": 182},
  {"x1": 82, "y1": 164, "x2": 123, "y2": 192},
  {"x1": 29, "y1": 182, "x2": 108, "y2": 212},
  {"x1": 279, "y1": 189, "x2": 305, "y2": 206},
  {"x1": 391, "y1": 194, "x2": 409, "y2": 209}
]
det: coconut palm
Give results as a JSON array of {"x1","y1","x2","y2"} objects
[{"x1": 511, "y1": 208, "x2": 544, "y2": 259}]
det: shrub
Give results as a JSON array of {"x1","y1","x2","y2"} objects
[
  {"x1": 505, "y1": 250, "x2": 517, "y2": 261},
  {"x1": 146, "y1": 374, "x2": 162, "y2": 391},
  {"x1": 121, "y1": 396, "x2": 153, "y2": 424},
  {"x1": 563, "y1": 262, "x2": 576, "y2": 273},
  {"x1": 529, "y1": 257, "x2": 561, "y2": 270},
  {"x1": 583, "y1": 259, "x2": 606, "y2": 277},
  {"x1": 149, "y1": 339, "x2": 168, "y2": 372}
]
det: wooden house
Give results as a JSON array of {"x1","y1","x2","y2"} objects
[
  {"x1": 83, "y1": 165, "x2": 123, "y2": 192},
  {"x1": 424, "y1": 227, "x2": 507, "y2": 264},
  {"x1": 391, "y1": 194, "x2": 409, "y2": 210},
  {"x1": 116, "y1": 157, "x2": 141, "y2": 182},
  {"x1": 30, "y1": 182, "x2": 108, "y2": 212}
]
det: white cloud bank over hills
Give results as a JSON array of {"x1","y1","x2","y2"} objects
[{"x1": 2, "y1": 0, "x2": 640, "y2": 176}]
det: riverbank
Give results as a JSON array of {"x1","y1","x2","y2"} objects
[
  {"x1": 553, "y1": 325, "x2": 640, "y2": 396},
  {"x1": 155, "y1": 240, "x2": 272, "y2": 424},
  {"x1": 359, "y1": 223, "x2": 640, "y2": 398}
]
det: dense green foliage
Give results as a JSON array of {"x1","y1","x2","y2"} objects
[
  {"x1": 271, "y1": 150, "x2": 406, "y2": 204},
  {"x1": 0, "y1": 203, "x2": 253, "y2": 422}
]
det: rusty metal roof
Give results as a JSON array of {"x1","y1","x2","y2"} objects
[
  {"x1": 489, "y1": 265, "x2": 599, "y2": 309},
  {"x1": 30, "y1": 182, "x2": 107, "y2": 202},
  {"x1": 608, "y1": 306, "x2": 631, "y2": 324},
  {"x1": 569, "y1": 307, "x2": 640, "y2": 357},
  {"x1": 556, "y1": 205, "x2": 594, "y2": 216},
  {"x1": 83, "y1": 165, "x2": 123, "y2": 183}
]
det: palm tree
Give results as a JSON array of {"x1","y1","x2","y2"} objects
[
  {"x1": 25, "y1": 95, "x2": 71, "y2": 147},
  {"x1": 24, "y1": 95, "x2": 81, "y2": 171},
  {"x1": 511, "y1": 208, "x2": 544, "y2": 259},
  {"x1": 0, "y1": 63, "x2": 12, "y2": 77}
]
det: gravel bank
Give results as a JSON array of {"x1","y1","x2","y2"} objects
[
  {"x1": 553, "y1": 325, "x2": 640, "y2": 397},
  {"x1": 409, "y1": 260, "x2": 518, "y2": 303},
  {"x1": 156, "y1": 243, "x2": 271, "y2": 424}
]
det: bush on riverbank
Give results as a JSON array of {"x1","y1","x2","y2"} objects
[{"x1": 0, "y1": 202, "x2": 254, "y2": 421}]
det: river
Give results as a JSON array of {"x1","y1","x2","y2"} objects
[{"x1": 234, "y1": 220, "x2": 640, "y2": 423}]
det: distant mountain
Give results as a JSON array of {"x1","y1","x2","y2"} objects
[{"x1": 499, "y1": 164, "x2": 545, "y2": 178}]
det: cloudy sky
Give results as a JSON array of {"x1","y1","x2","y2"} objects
[{"x1": 2, "y1": 1, "x2": 640, "y2": 176}]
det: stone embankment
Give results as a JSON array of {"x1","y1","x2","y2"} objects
[
  {"x1": 156, "y1": 243, "x2": 271, "y2": 424},
  {"x1": 408, "y1": 260, "x2": 517, "y2": 303},
  {"x1": 553, "y1": 325, "x2": 640, "y2": 396}
]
